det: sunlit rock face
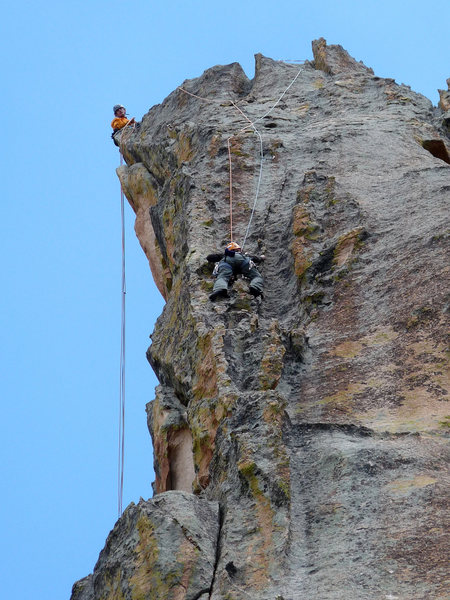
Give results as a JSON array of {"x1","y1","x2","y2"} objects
[{"x1": 72, "y1": 39, "x2": 449, "y2": 600}]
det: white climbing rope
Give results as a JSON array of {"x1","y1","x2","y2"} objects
[
  {"x1": 178, "y1": 63, "x2": 303, "y2": 251},
  {"x1": 229, "y1": 65, "x2": 303, "y2": 250},
  {"x1": 118, "y1": 150, "x2": 127, "y2": 517},
  {"x1": 250, "y1": 65, "x2": 303, "y2": 125},
  {"x1": 227, "y1": 100, "x2": 264, "y2": 251}
]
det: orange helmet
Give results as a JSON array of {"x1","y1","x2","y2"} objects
[{"x1": 226, "y1": 242, "x2": 241, "y2": 252}]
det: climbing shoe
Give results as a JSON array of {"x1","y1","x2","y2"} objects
[
  {"x1": 209, "y1": 289, "x2": 228, "y2": 301},
  {"x1": 249, "y1": 287, "x2": 263, "y2": 298}
]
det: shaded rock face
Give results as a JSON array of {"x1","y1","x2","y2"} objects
[{"x1": 73, "y1": 40, "x2": 449, "y2": 599}]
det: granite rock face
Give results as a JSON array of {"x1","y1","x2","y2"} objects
[{"x1": 73, "y1": 39, "x2": 449, "y2": 599}]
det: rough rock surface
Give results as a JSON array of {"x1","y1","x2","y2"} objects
[
  {"x1": 71, "y1": 492, "x2": 219, "y2": 600},
  {"x1": 73, "y1": 40, "x2": 449, "y2": 599}
]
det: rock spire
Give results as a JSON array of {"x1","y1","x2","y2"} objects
[{"x1": 72, "y1": 39, "x2": 449, "y2": 600}]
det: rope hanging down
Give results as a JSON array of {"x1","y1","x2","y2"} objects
[
  {"x1": 227, "y1": 100, "x2": 264, "y2": 251},
  {"x1": 178, "y1": 64, "x2": 302, "y2": 249},
  {"x1": 118, "y1": 151, "x2": 127, "y2": 518},
  {"x1": 115, "y1": 119, "x2": 137, "y2": 517}
]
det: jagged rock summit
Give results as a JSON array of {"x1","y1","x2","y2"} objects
[{"x1": 72, "y1": 40, "x2": 449, "y2": 600}]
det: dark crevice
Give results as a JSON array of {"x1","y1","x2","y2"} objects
[
  {"x1": 208, "y1": 503, "x2": 225, "y2": 600},
  {"x1": 307, "y1": 245, "x2": 335, "y2": 281},
  {"x1": 192, "y1": 589, "x2": 211, "y2": 600},
  {"x1": 421, "y1": 139, "x2": 450, "y2": 164},
  {"x1": 225, "y1": 561, "x2": 237, "y2": 577},
  {"x1": 286, "y1": 422, "x2": 420, "y2": 446}
]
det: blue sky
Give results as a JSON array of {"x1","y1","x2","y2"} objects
[{"x1": 3, "y1": 1, "x2": 448, "y2": 598}]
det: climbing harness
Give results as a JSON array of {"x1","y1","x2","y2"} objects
[
  {"x1": 118, "y1": 150, "x2": 127, "y2": 518},
  {"x1": 178, "y1": 63, "x2": 303, "y2": 251}
]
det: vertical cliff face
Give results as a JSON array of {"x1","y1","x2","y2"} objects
[{"x1": 72, "y1": 40, "x2": 449, "y2": 600}]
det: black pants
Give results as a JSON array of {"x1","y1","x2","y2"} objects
[{"x1": 212, "y1": 254, "x2": 263, "y2": 295}]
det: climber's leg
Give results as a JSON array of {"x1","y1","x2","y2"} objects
[
  {"x1": 241, "y1": 261, "x2": 264, "y2": 297},
  {"x1": 210, "y1": 262, "x2": 233, "y2": 301}
]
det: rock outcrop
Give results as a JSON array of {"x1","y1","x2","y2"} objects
[
  {"x1": 72, "y1": 493, "x2": 219, "y2": 600},
  {"x1": 438, "y1": 77, "x2": 450, "y2": 133},
  {"x1": 73, "y1": 39, "x2": 449, "y2": 600}
]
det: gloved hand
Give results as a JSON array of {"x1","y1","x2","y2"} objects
[{"x1": 206, "y1": 253, "x2": 223, "y2": 262}]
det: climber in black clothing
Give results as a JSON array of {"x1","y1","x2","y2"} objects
[{"x1": 207, "y1": 242, "x2": 264, "y2": 301}]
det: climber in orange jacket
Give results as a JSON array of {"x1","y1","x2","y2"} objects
[{"x1": 111, "y1": 105, "x2": 135, "y2": 133}]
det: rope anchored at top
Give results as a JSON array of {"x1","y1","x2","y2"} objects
[{"x1": 178, "y1": 64, "x2": 303, "y2": 249}]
